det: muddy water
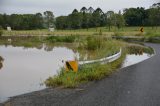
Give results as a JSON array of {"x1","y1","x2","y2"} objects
[
  {"x1": 0, "y1": 44, "x2": 153, "y2": 103},
  {"x1": 0, "y1": 45, "x2": 76, "y2": 102}
]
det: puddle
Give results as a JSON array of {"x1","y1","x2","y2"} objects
[
  {"x1": 122, "y1": 53, "x2": 153, "y2": 68},
  {"x1": 0, "y1": 45, "x2": 76, "y2": 103}
]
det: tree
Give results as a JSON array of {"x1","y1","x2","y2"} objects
[
  {"x1": 68, "y1": 12, "x2": 82, "y2": 29},
  {"x1": 33, "y1": 13, "x2": 44, "y2": 29},
  {"x1": 123, "y1": 7, "x2": 146, "y2": 26},
  {"x1": 106, "y1": 11, "x2": 115, "y2": 31},
  {"x1": 55, "y1": 16, "x2": 68, "y2": 29},
  {"x1": 10, "y1": 14, "x2": 22, "y2": 29},
  {"x1": 44, "y1": 11, "x2": 54, "y2": 28},
  {"x1": 80, "y1": 7, "x2": 87, "y2": 13},
  {"x1": 148, "y1": 3, "x2": 160, "y2": 28},
  {"x1": 114, "y1": 12, "x2": 125, "y2": 29},
  {"x1": 72, "y1": 9, "x2": 78, "y2": 14},
  {"x1": 88, "y1": 7, "x2": 94, "y2": 13},
  {"x1": 81, "y1": 13, "x2": 90, "y2": 29},
  {"x1": 88, "y1": 8, "x2": 105, "y2": 28},
  {"x1": 95, "y1": 8, "x2": 104, "y2": 15},
  {"x1": 81, "y1": 7, "x2": 90, "y2": 29}
]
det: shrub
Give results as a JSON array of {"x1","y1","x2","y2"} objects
[
  {"x1": 86, "y1": 35, "x2": 104, "y2": 50},
  {"x1": 86, "y1": 36, "x2": 97, "y2": 50},
  {"x1": 46, "y1": 35, "x2": 76, "y2": 43}
]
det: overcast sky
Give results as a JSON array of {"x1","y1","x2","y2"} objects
[{"x1": 0, "y1": 0, "x2": 157, "y2": 16}]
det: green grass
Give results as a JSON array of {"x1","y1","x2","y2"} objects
[
  {"x1": 45, "y1": 49, "x2": 127, "y2": 88},
  {"x1": 78, "y1": 36, "x2": 123, "y2": 60},
  {"x1": 45, "y1": 40, "x2": 126, "y2": 88},
  {"x1": 45, "y1": 41, "x2": 154, "y2": 88},
  {"x1": 2, "y1": 26, "x2": 160, "y2": 37},
  {"x1": 46, "y1": 35, "x2": 77, "y2": 43}
]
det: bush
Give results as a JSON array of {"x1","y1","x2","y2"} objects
[
  {"x1": 86, "y1": 36, "x2": 97, "y2": 50},
  {"x1": 86, "y1": 35, "x2": 104, "y2": 50},
  {"x1": 46, "y1": 35, "x2": 76, "y2": 43}
]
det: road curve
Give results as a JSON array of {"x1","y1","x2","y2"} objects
[{"x1": 2, "y1": 43, "x2": 160, "y2": 106}]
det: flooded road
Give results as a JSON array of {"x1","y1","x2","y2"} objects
[
  {"x1": 0, "y1": 45, "x2": 76, "y2": 102},
  {"x1": 0, "y1": 44, "x2": 153, "y2": 103}
]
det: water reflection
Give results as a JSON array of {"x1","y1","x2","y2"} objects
[
  {"x1": 122, "y1": 53, "x2": 153, "y2": 68},
  {"x1": 0, "y1": 45, "x2": 76, "y2": 103},
  {"x1": 122, "y1": 45, "x2": 154, "y2": 68},
  {"x1": 0, "y1": 56, "x2": 3, "y2": 69}
]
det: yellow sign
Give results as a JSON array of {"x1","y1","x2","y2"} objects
[
  {"x1": 140, "y1": 27, "x2": 144, "y2": 32},
  {"x1": 65, "y1": 60, "x2": 78, "y2": 72}
]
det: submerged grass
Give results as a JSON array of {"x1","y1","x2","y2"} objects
[
  {"x1": 78, "y1": 36, "x2": 122, "y2": 60},
  {"x1": 126, "y1": 44, "x2": 154, "y2": 55},
  {"x1": 45, "y1": 41, "x2": 126, "y2": 88},
  {"x1": 45, "y1": 41, "x2": 154, "y2": 88}
]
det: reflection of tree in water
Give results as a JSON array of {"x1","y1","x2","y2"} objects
[
  {"x1": 0, "y1": 56, "x2": 4, "y2": 69},
  {"x1": 44, "y1": 44, "x2": 54, "y2": 51}
]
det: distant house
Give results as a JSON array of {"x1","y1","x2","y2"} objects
[
  {"x1": 7, "y1": 27, "x2": 11, "y2": 31},
  {"x1": 49, "y1": 27, "x2": 54, "y2": 32}
]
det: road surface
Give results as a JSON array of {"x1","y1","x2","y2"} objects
[{"x1": 1, "y1": 43, "x2": 160, "y2": 106}]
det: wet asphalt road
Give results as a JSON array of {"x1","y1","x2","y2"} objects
[{"x1": 1, "y1": 43, "x2": 160, "y2": 106}]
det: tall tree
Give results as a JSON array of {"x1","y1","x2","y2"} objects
[
  {"x1": 123, "y1": 7, "x2": 146, "y2": 26},
  {"x1": 88, "y1": 7, "x2": 94, "y2": 13},
  {"x1": 44, "y1": 11, "x2": 54, "y2": 28},
  {"x1": 80, "y1": 7, "x2": 87, "y2": 13},
  {"x1": 55, "y1": 16, "x2": 68, "y2": 29},
  {"x1": 106, "y1": 11, "x2": 115, "y2": 31},
  {"x1": 72, "y1": 9, "x2": 79, "y2": 14},
  {"x1": 115, "y1": 12, "x2": 125, "y2": 29},
  {"x1": 34, "y1": 13, "x2": 44, "y2": 29},
  {"x1": 148, "y1": 3, "x2": 160, "y2": 28},
  {"x1": 68, "y1": 10, "x2": 82, "y2": 29}
]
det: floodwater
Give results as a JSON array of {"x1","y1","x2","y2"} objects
[
  {"x1": 0, "y1": 44, "x2": 153, "y2": 103},
  {"x1": 0, "y1": 45, "x2": 76, "y2": 103},
  {"x1": 122, "y1": 53, "x2": 153, "y2": 68}
]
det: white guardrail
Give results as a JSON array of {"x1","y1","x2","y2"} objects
[{"x1": 79, "y1": 48, "x2": 122, "y2": 65}]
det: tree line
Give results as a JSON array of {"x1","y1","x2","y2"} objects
[
  {"x1": 0, "y1": 11, "x2": 54, "y2": 30},
  {"x1": 0, "y1": 2, "x2": 159, "y2": 30}
]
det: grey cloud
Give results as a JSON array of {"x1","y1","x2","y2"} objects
[{"x1": 0, "y1": 0, "x2": 156, "y2": 16}]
